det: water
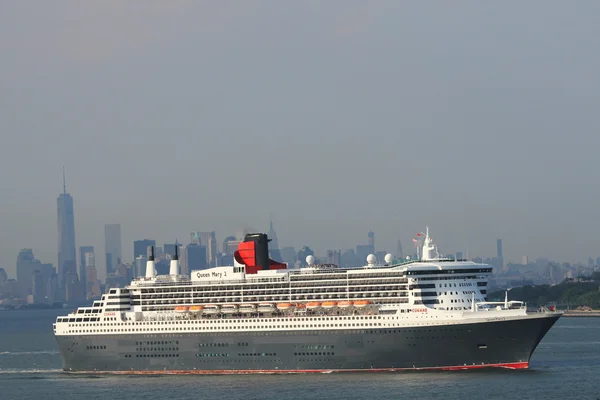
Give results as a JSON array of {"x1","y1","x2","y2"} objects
[{"x1": 0, "y1": 309, "x2": 598, "y2": 399}]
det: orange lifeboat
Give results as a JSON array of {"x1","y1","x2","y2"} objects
[
  {"x1": 353, "y1": 300, "x2": 371, "y2": 308},
  {"x1": 337, "y1": 300, "x2": 353, "y2": 308},
  {"x1": 322, "y1": 301, "x2": 337, "y2": 309},
  {"x1": 306, "y1": 301, "x2": 321, "y2": 310},
  {"x1": 277, "y1": 302, "x2": 294, "y2": 311},
  {"x1": 295, "y1": 303, "x2": 306, "y2": 309},
  {"x1": 174, "y1": 306, "x2": 189, "y2": 313},
  {"x1": 189, "y1": 305, "x2": 204, "y2": 313}
]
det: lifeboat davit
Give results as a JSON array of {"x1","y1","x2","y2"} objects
[
  {"x1": 257, "y1": 303, "x2": 276, "y2": 313},
  {"x1": 337, "y1": 300, "x2": 353, "y2": 308},
  {"x1": 202, "y1": 304, "x2": 220, "y2": 315},
  {"x1": 221, "y1": 304, "x2": 238, "y2": 314},
  {"x1": 188, "y1": 305, "x2": 204, "y2": 313},
  {"x1": 239, "y1": 304, "x2": 257, "y2": 313},
  {"x1": 277, "y1": 302, "x2": 294, "y2": 311},
  {"x1": 306, "y1": 302, "x2": 321, "y2": 310},
  {"x1": 174, "y1": 306, "x2": 189, "y2": 313},
  {"x1": 322, "y1": 301, "x2": 337, "y2": 309},
  {"x1": 353, "y1": 300, "x2": 371, "y2": 308}
]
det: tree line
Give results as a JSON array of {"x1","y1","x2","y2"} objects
[{"x1": 488, "y1": 272, "x2": 600, "y2": 309}]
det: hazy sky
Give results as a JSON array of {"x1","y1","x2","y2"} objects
[{"x1": 2, "y1": 1, "x2": 600, "y2": 279}]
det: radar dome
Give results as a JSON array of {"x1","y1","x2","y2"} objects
[
  {"x1": 306, "y1": 255, "x2": 315, "y2": 265},
  {"x1": 384, "y1": 253, "x2": 393, "y2": 264},
  {"x1": 366, "y1": 254, "x2": 376, "y2": 265}
]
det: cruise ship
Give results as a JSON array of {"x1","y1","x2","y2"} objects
[{"x1": 54, "y1": 229, "x2": 561, "y2": 374}]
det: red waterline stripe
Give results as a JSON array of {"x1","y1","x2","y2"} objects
[{"x1": 72, "y1": 362, "x2": 528, "y2": 375}]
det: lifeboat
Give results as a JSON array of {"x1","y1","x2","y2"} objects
[
  {"x1": 188, "y1": 305, "x2": 204, "y2": 313},
  {"x1": 257, "y1": 303, "x2": 276, "y2": 313},
  {"x1": 337, "y1": 300, "x2": 353, "y2": 309},
  {"x1": 221, "y1": 304, "x2": 238, "y2": 314},
  {"x1": 174, "y1": 306, "x2": 189, "y2": 313},
  {"x1": 295, "y1": 303, "x2": 306, "y2": 310},
  {"x1": 353, "y1": 300, "x2": 371, "y2": 308},
  {"x1": 202, "y1": 304, "x2": 220, "y2": 315},
  {"x1": 276, "y1": 302, "x2": 294, "y2": 311},
  {"x1": 322, "y1": 301, "x2": 337, "y2": 309},
  {"x1": 239, "y1": 304, "x2": 257, "y2": 314},
  {"x1": 306, "y1": 301, "x2": 321, "y2": 310}
]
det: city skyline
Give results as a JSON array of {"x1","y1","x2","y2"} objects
[{"x1": 2, "y1": 2, "x2": 600, "y2": 277}]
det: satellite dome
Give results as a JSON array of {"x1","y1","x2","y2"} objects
[
  {"x1": 366, "y1": 254, "x2": 376, "y2": 265},
  {"x1": 306, "y1": 255, "x2": 315, "y2": 266},
  {"x1": 384, "y1": 253, "x2": 393, "y2": 264}
]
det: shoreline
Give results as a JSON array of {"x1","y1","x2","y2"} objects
[{"x1": 562, "y1": 311, "x2": 600, "y2": 317}]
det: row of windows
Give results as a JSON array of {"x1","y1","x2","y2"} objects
[
  {"x1": 59, "y1": 317, "x2": 101, "y2": 323},
  {"x1": 294, "y1": 352, "x2": 334, "y2": 356},
  {"x1": 136, "y1": 340, "x2": 178, "y2": 346},
  {"x1": 65, "y1": 315, "x2": 387, "y2": 327},
  {"x1": 295, "y1": 345, "x2": 334, "y2": 350},
  {"x1": 199, "y1": 343, "x2": 228, "y2": 347},
  {"x1": 137, "y1": 347, "x2": 179, "y2": 352},
  {"x1": 135, "y1": 354, "x2": 179, "y2": 358},
  {"x1": 196, "y1": 353, "x2": 230, "y2": 357},
  {"x1": 406, "y1": 268, "x2": 492, "y2": 275},
  {"x1": 86, "y1": 345, "x2": 106, "y2": 350}
]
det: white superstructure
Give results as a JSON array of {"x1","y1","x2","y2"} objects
[{"x1": 54, "y1": 229, "x2": 532, "y2": 338}]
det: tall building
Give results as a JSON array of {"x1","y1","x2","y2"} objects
[
  {"x1": 191, "y1": 232, "x2": 217, "y2": 267},
  {"x1": 163, "y1": 242, "x2": 179, "y2": 258},
  {"x1": 57, "y1": 170, "x2": 77, "y2": 292},
  {"x1": 397, "y1": 240, "x2": 403, "y2": 260},
  {"x1": 16, "y1": 249, "x2": 56, "y2": 304},
  {"x1": 180, "y1": 244, "x2": 207, "y2": 275},
  {"x1": 104, "y1": 224, "x2": 122, "y2": 276},
  {"x1": 268, "y1": 220, "x2": 282, "y2": 262},
  {"x1": 496, "y1": 238, "x2": 504, "y2": 272},
  {"x1": 79, "y1": 245, "x2": 94, "y2": 294},
  {"x1": 134, "y1": 239, "x2": 156, "y2": 261},
  {"x1": 368, "y1": 231, "x2": 375, "y2": 249},
  {"x1": 85, "y1": 252, "x2": 101, "y2": 299}
]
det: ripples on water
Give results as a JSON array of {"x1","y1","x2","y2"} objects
[{"x1": 0, "y1": 310, "x2": 598, "y2": 400}]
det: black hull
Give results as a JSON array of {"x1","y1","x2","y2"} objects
[{"x1": 56, "y1": 313, "x2": 560, "y2": 373}]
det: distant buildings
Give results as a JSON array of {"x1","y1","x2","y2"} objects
[
  {"x1": 180, "y1": 244, "x2": 207, "y2": 275},
  {"x1": 497, "y1": 238, "x2": 504, "y2": 272},
  {"x1": 15, "y1": 249, "x2": 57, "y2": 304},
  {"x1": 268, "y1": 221, "x2": 282, "y2": 262},
  {"x1": 191, "y1": 231, "x2": 217, "y2": 267},
  {"x1": 57, "y1": 172, "x2": 77, "y2": 296},
  {"x1": 133, "y1": 239, "x2": 156, "y2": 261},
  {"x1": 79, "y1": 245, "x2": 94, "y2": 297},
  {"x1": 104, "y1": 224, "x2": 122, "y2": 276},
  {"x1": 84, "y1": 252, "x2": 101, "y2": 299}
]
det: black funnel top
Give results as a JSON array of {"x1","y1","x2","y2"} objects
[{"x1": 147, "y1": 246, "x2": 154, "y2": 261}]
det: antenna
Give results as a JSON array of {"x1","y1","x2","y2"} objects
[{"x1": 62, "y1": 166, "x2": 66, "y2": 194}]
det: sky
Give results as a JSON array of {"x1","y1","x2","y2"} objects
[{"x1": 1, "y1": 1, "x2": 600, "y2": 279}]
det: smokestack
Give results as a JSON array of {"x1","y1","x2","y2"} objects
[
  {"x1": 169, "y1": 246, "x2": 179, "y2": 276},
  {"x1": 145, "y1": 246, "x2": 155, "y2": 278},
  {"x1": 244, "y1": 233, "x2": 270, "y2": 270}
]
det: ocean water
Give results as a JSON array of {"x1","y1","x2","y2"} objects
[{"x1": 0, "y1": 309, "x2": 598, "y2": 400}]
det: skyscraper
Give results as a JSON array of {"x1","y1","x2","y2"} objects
[
  {"x1": 496, "y1": 238, "x2": 504, "y2": 272},
  {"x1": 104, "y1": 224, "x2": 122, "y2": 276},
  {"x1": 268, "y1": 219, "x2": 282, "y2": 262},
  {"x1": 57, "y1": 169, "x2": 77, "y2": 292},
  {"x1": 79, "y1": 245, "x2": 94, "y2": 295},
  {"x1": 191, "y1": 232, "x2": 217, "y2": 267},
  {"x1": 134, "y1": 239, "x2": 156, "y2": 261}
]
